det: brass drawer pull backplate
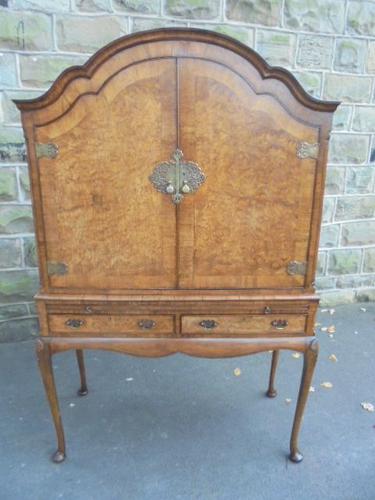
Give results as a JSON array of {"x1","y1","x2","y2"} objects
[
  {"x1": 138, "y1": 319, "x2": 156, "y2": 330},
  {"x1": 199, "y1": 319, "x2": 219, "y2": 329},
  {"x1": 271, "y1": 319, "x2": 288, "y2": 330},
  {"x1": 65, "y1": 319, "x2": 85, "y2": 329}
]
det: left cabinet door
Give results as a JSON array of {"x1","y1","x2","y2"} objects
[{"x1": 34, "y1": 59, "x2": 177, "y2": 290}]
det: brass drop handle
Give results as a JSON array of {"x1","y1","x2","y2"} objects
[
  {"x1": 149, "y1": 149, "x2": 205, "y2": 204},
  {"x1": 65, "y1": 319, "x2": 85, "y2": 329},
  {"x1": 138, "y1": 319, "x2": 156, "y2": 330},
  {"x1": 271, "y1": 319, "x2": 288, "y2": 330},
  {"x1": 199, "y1": 319, "x2": 219, "y2": 329}
]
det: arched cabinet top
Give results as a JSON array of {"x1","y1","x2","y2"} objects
[{"x1": 14, "y1": 28, "x2": 339, "y2": 121}]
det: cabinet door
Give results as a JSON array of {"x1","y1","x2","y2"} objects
[
  {"x1": 36, "y1": 59, "x2": 177, "y2": 290},
  {"x1": 177, "y1": 58, "x2": 318, "y2": 289}
]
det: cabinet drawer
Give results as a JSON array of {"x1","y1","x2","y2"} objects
[
  {"x1": 181, "y1": 315, "x2": 306, "y2": 337},
  {"x1": 48, "y1": 314, "x2": 174, "y2": 337}
]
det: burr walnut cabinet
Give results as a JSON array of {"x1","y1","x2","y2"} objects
[{"x1": 15, "y1": 29, "x2": 339, "y2": 464}]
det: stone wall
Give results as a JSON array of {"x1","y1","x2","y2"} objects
[{"x1": 1, "y1": 0, "x2": 375, "y2": 340}]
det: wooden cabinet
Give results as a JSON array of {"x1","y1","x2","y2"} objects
[{"x1": 15, "y1": 29, "x2": 339, "y2": 464}]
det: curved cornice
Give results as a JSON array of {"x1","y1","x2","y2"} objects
[{"x1": 14, "y1": 28, "x2": 340, "y2": 113}]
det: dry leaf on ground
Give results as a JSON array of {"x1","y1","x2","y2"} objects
[
  {"x1": 327, "y1": 325, "x2": 336, "y2": 333},
  {"x1": 329, "y1": 354, "x2": 338, "y2": 362},
  {"x1": 309, "y1": 386, "x2": 315, "y2": 392},
  {"x1": 329, "y1": 308, "x2": 335, "y2": 315},
  {"x1": 321, "y1": 382, "x2": 333, "y2": 389},
  {"x1": 285, "y1": 398, "x2": 292, "y2": 405},
  {"x1": 360, "y1": 307, "x2": 367, "y2": 312},
  {"x1": 321, "y1": 326, "x2": 328, "y2": 332},
  {"x1": 361, "y1": 402, "x2": 374, "y2": 412},
  {"x1": 234, "y1": 368, "x2": 241, "y2": 377},
  {"x1": 292, "y1": 352, "x2": 301, "y2": 359}
]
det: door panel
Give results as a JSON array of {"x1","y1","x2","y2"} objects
[
  {"x1": 36, "y1": 59, "x2": 177, "y2": 289},
  {"x1": 178, "y1": 58, "x2": 318, "y2": 289}
]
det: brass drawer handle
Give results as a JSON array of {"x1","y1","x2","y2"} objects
[
  {"x1": 264, "y1": 306, "x2": 272, "y2": 314},
  {"x1": 271, "y1": 319, "x2": 288, "y2": 330},
  {"x1": 138, "y1": 319, "x2": 156, "y2": 330},
  {"x1": 65, "y1": 319, "x2": 85, "y2": 329},
  {"x1": 199, "y1": 319, "x2": 219, "y2": 330}
]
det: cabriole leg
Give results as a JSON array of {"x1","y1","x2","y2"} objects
[
  {"x1": 266, "y1": 350, "x2": 279, "y2": 398},
  {"x1": 76, "y1": 349, "x2": 88, "y2": 396},
  {"x1": 289, "y1": 339, "x2": 319, "y2": 463},
  {"x1": 36, "y1": 339, "x2": 66, "y2": 463}
]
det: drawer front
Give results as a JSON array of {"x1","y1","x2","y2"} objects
[
  {"x1": 48, "y1": 314, "x2": 174, "y2": 337},
  {"x1": 181, "y1": 315, "x2": 307, "y2": 337}
]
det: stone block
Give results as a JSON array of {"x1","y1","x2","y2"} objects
[
  {"x1": 355, "y1": 288, "x2": 375, "y2": 302},
  {"x1": 191, "y1": 24, "x2": 254, "y2": 46},
  {"x1": 336, "y1": 275, "x2": 375, "y2": 288},
  {"x1": 325, "y1": 166, "x2": 345, "y2": 194},
  {"x1": 226, "y1": 0, "x2": 282, "y2": 26},
  {"x1": 0, "y1": 239, "x2": 22, "y2": 268},
  {"x1": 0, "y1": 128, "x2": 26, "y2": 163},
  {"x1": 19, "y1": 55, "x2": 87, "y2": 89},
  {"x1": 317, "y1": 251, "x2": 326, "y2": 275},
  {"x1": 0, "y1": 91, "x2": 42, "y2": 125},
  {"x1": 292, "y1": 71, "x2": 321, "y2": 98},
  {"x1": 296, "y1": 35, "x2": 333, "y2": 69},
  {"x1": 56, "y1": 16, "x2": 128, "y2": 53},
  {"x1": 19, "y1": 166, "x2": 30, "y2": 201},
  {"x1": 131, "y1": 17, "x2": 187, "y2": 31},
  {"x1": 0, "y1": 10, "x2": 53, "y2": 51},
  {"x1": 12, "y1": 0, "x2": 70, "y2": 11},
  {"x1": 322, "y1": 197, "x2": 334, "y2": 223},
  {"x1": 28, "y1": 302, "x2": 37, "y2": 315},
  {"x1": 256, "y1": 30, "x2": 296, "y2": 67},
  {"x1": 0, "y1": 303, "x2": 28, "y2": 321},
  {"x1": 363, "y1": 248, "x2": 375, "y2": 273},
  {"x1": 114, "y1": 0, "x2": 159, "y2": 14},
  {"x1": 0, "y1": 318, "x2": 39, "y2": 342},
  {"x1": 335, "y1": 196, "x2": 375, "y2": 221},
  {"x1": 328, "y1": 249, "x2": 362, "y2": 274},
  {"x1": 352, "y1": 107, "x2": 375, "y2": 132},
  {"x1": 320, "y1": 225, "x2": 339, "y2": 248},
  {"x1": 315, "y1": 276, "x2": 336, "y2": 290},
  {"x1": 367, "y1": 41, "x2": 375, "y2": 73},
  {"x1": 347, "y1": 1, "x2": 375, "y2": 36},
  {"x1": 0, "y1": 206, "x2": 34, "y2": 234},
  {"x1": 345, "y1": 167, "x2": 374, "y2": 194},
  {"x1": 332, "y1": 105, "x2": 352, "y2": 131},
  {"x1": 319, "y1": 289, "x2": 355, "y2": 306},
  {"x1": 23, "y1": 237, "x2": 38, "y2": 267},
  {"x1": 75, "y1": 0, "x2": 112, "y2": 11},
  {"x1": 324, "y1": 74, "x2": 372, "y2": 103},
  {"x1": 284, "y1": 0, "x2": 345, "y2": 33},
  {"x1": 328, "y1": 134, "x2": 369, "y2": 164},
  {"x1": 165, "y1": 0, "x2": 220, "y2": 19},
  {"x1": 334, "y1": 38, "x2": 366, "y2": 74},
  {"x1": 0, "y1": 53, "x2": 18, "y2": 88},
  {"x1": 0, "y1": 269, "x2": 39, "y2": 303},
  {"x1": 341, "y1": 221, "x2": 375, "y2": 246},
  {"x1": 0, "y1": 168, "x2": 18, "y2": 201}
]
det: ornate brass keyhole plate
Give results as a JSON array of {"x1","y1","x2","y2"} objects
[{"x1": 149, "y1": 149, "x2": 205, "y2": 204}]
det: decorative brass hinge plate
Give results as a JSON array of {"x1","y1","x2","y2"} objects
[
  {"x1": 287, "y1": 261, "x2": 307, "y2": 276},
  {"x1": 149, "y1": 149, "x2": 205, "y2": 204},
  {"x1": 47, "y1": 261, "x2": 68, "y2": 276},
  {"x1": 297, "y1": 142, "x2": 319, "y2": 160},
  {"x1": 35, "y1": 143, "x2": 59, "y2": 159}
]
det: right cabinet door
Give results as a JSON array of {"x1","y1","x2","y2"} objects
[{"x1": 177, "y1": 58, "x2": 319, "y2": 290}]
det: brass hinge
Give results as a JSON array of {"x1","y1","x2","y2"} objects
[
  {"x1": 35, "y1": 143, "x2": 59, "y2": 159},
  {"x1": 47, "y1": 261, "x2": 68, "y2": 276},
  {"x1": 287, "y1": 261, "x2": 307, "y2": 276},
  {"x1": 297, "y1": 142, "x2": 319, "y2": 160}
]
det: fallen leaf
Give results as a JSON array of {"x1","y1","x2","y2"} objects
[
  {"x1": 360, "y1": 307, "x2": 367, "y2": 312},
  {"x1": 125, "y1": 377, "x2": 133, "y2": 382},
  {"x1": 329, "y1": 334, "x2": 334, "y2": 339},
  {"x1": 361, "y1": 402, "x2": 374, "y2": 412},
  {"x1": 285, "y1": 398, "x2": 292, "y2": 405},
  {"x1": 234, "y1": 368, "x2": 241, "y2": 377},
  {"x1": 321, "y1": 308, "x2": 328, "y2": 313},
  {"x1": 69, "y1": 403, "x2": 75, "y2": 408},
  {"x1": 321, "y1": 382, "x2": 333, "y2": 389},
  {"x1": 315, "y1": 322, "x2": 321, "y2": 327},
  {"x1": 327, "y1": 325, "x2": 336, "y2": 333},
  {"x1": 309, "y1": 386, "x2": 315, "y2": 392},
  {"x1": 329, "y1": 354, "x2": 338, "y2": 363},
  {"x1": 292, "y1": 352, "x2": 301, "y2": 359},
  {"x1": 329, "y1": 308, "x2": 335, "y2": 315},
  {"x1": 321, "y1": 326, "x2": 328, "y2": 332}
]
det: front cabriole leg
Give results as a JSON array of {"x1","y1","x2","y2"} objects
[
  {"x1": 266, "y1": 350, "x2": 280, "y2": 398},
  {"x1": 36, "y1": 339, "x2": 66, "y2": 463},
  {"x1": 289, "y1": 338, "x2": 319, "y2": 463}
]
